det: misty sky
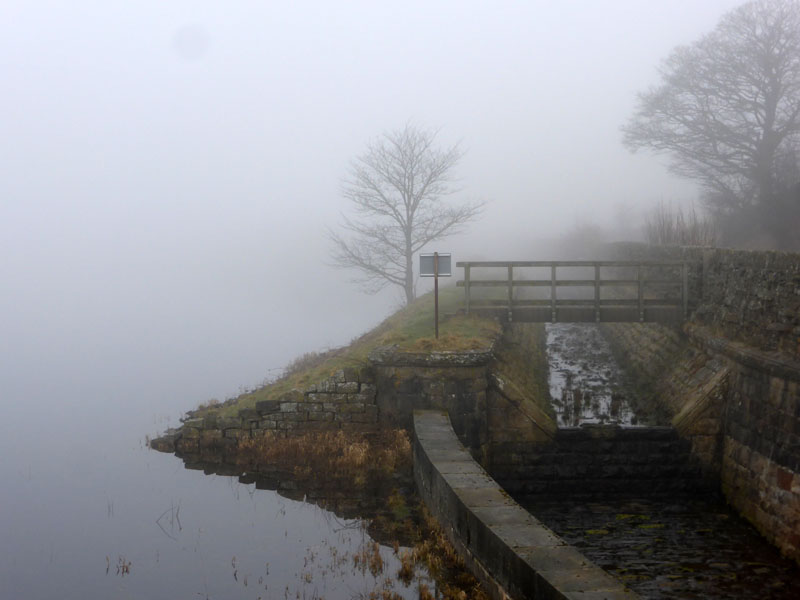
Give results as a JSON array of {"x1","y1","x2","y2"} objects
[{"x1": 1, "y1": 1, "x2": 743, "y2": 413}]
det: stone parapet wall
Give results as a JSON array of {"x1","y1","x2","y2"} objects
[{"x1": 696, "y1": 249, "x2": 800, "y2": 358}]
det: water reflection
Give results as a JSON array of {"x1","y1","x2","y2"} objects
[
  {"x1": 546, "y1": 323, "x2": 667, "y2": 426},
  {"x1": 0, "y1": 425, "x2": 432, "y2": 600},
  {"x1": 170, "y1": 450, "x2": 437, "y2": 600}
]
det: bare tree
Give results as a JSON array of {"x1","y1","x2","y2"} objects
[
  {"x1": 623, "y1": 0, "x2": 800, "y2": 247},
  {"x1": 329, "y1": 125, "x2": 484, "y2": 305}
]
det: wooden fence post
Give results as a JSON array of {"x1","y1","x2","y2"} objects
[
  {"x1": 464, "y1": 263, "x2": 471, "y2": 315},
  {"x1": 594, "y1": 263, "x2": 600, "y2": 322},
  {"x1": 682, "y1": 262, "x2": 688, "y2": 318},
  {"x1": 638, "y1": 265, "x2": 644, "y2": 322},
  {"x1": 551, "y1": 265, "x2": 557, "y2": 323},
  {"x1": 507, "y1": 264, "x2": 514, "y2": 322}
]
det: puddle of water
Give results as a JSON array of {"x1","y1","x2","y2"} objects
[{"x1": 526, "y1": 497, "x2": 800, "y2": 600}]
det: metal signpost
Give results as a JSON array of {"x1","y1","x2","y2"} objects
[{"x1": 420, "y1": 253, "x2": 451, "y2": 338}]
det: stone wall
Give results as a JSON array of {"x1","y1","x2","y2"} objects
[
  {"x1": 153, "y1": 332, "x2": 559, "y2": 488},
  {"x1": 493, "y1": 425, "x2": 715, "y2": 499},
  {"x1": 151, "y1": 366, "x2": 379, "y2": 454},
  {"x1": 486, "y1": 323, "x2": 558, "y2": 473},
  {"x1": 609, "y1": 243, "x2": 800, "y2": 357},
  {"x1": 153, "y1": 347, "x2": 500, "y2": 458},
  {"x1": 369, "y1": 346, "x2": 493, "y2": 460},
  {"x1": 712, "y1": 338, "x2": 800, "y2": 561},
  {"x1": 604, "y1": 243, "x2": 800, "y2": 563},
  {"x1": 695, "y1": 249, "x2": 800, "y2": 358},
  {"x1": 600, "y1": 322, "x2": 729, "y2": 473}
]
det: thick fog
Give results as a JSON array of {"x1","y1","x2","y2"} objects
[{"x1": 1, "y1": 1, "x2": 743, "y2": 422}]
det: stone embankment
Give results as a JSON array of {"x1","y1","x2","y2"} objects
[
  {"x1": 150, "y1": 366, "x2": 379, "y2": 454},
  {"x1": 152, "y1": 334, "x2": 556, "y2": 465},
  {"x1": 606, "y1": 244, "x2": 800, "y2": 563}
]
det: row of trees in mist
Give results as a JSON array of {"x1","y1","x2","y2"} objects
[{"x1": 330, "y1": 0, "x2": 800, "y2": 305}]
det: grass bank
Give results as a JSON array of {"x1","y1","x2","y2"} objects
[{"x1": 193, "y1": 286, "x2": 500, "y2": 418}]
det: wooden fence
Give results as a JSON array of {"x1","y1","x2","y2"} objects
[{"x1": 456, "y1": 260, "x2": 693, "y2": 323}]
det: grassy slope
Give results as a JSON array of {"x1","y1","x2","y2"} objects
[{"x1": 197, "y1": 286, "x2": 500, "y2": 417}]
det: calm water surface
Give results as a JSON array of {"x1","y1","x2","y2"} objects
[{"x1": 0, "y1": 393, "x2": 423, "y2": 600}]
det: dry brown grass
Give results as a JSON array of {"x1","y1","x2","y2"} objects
[
  {"x1": 410, "y1": 506, "x2": 490, "y2": 600},
  {"x1": 354, "y1": 541, "x2": 385, "y2": 577},
  {"x1": 233, "y1": 428, "x2": 488, "y2": 599},
  {"x1": 236, "y1": 429, "x2": 412, "y2": 490},
  {"x1": 396, "y1": 549, "x2": 415, "y2": 584},
  {"x1": 418, "y1": 583, "x2": 435, "y2": 600}
]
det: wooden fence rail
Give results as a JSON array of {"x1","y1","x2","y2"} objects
[{"x1": 456, "y1": 260, "x2": 692, "y2": 324}]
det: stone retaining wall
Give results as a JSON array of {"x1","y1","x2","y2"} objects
[
  {"x1": 695, "y1": 249, "x2": 800, "y2": 358},
  {"x1": 152, "y1": 366, "x2": 379, "y2": 454},
  {"x1": 153, "y1": 348, "x2": 500, "y2": 457},
  {"x1": 599, "y1": 322, "x2": 729, "y2": 473},
  {"x1": 492, "y1": 425, "x2": 715, "y2": 499},
  {"x1": 604, "y1": 243, "x2": 800, "y2": 563},
  {"x1": 609, "y1": 243, "x2": 800, "y2": 357},
  {"x1": 369, "y1": 346, "x2": 493, "y2": 459}
]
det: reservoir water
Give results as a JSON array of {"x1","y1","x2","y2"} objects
[{"x1": 0, "y1": 385, "x2": 426, "y2": 600}]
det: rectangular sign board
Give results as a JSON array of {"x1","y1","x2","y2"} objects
[{"x1": 419, "y1": 253, "x2": 451, "y2": 277}]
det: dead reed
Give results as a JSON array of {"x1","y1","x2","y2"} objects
[
  {"x1": 236, "y1": 428, "x2": 412, "y2": 491},
  {"x1": 235, "y1": 428, "x2": 488, "y2": 599}
]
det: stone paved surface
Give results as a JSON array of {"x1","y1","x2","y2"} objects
[{"x1": 526, "y1": 497, "x2": 800, "y2": 600}]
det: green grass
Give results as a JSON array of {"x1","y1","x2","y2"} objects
[{"x1": 195, "y1": 286, "x2": 500, "y2": 417}]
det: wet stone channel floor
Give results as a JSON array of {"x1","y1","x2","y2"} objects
[
  {"x1": 525, "y1": 497, "x2": 800, "y2": 599},
  {"x1": 531, "y1": 324, "x2": 800, "y2": 599}
]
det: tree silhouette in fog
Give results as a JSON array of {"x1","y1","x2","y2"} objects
[
  {"x1": 330, "y1": 124, "x2": 483, "y2": 304},
  {"x1": 624, "y1": 0, "x2": 800, "y2": 248}
]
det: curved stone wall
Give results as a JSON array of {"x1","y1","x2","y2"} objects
[{"x1": 413, "y1": 409, "x2": 637, "y2": 600}]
